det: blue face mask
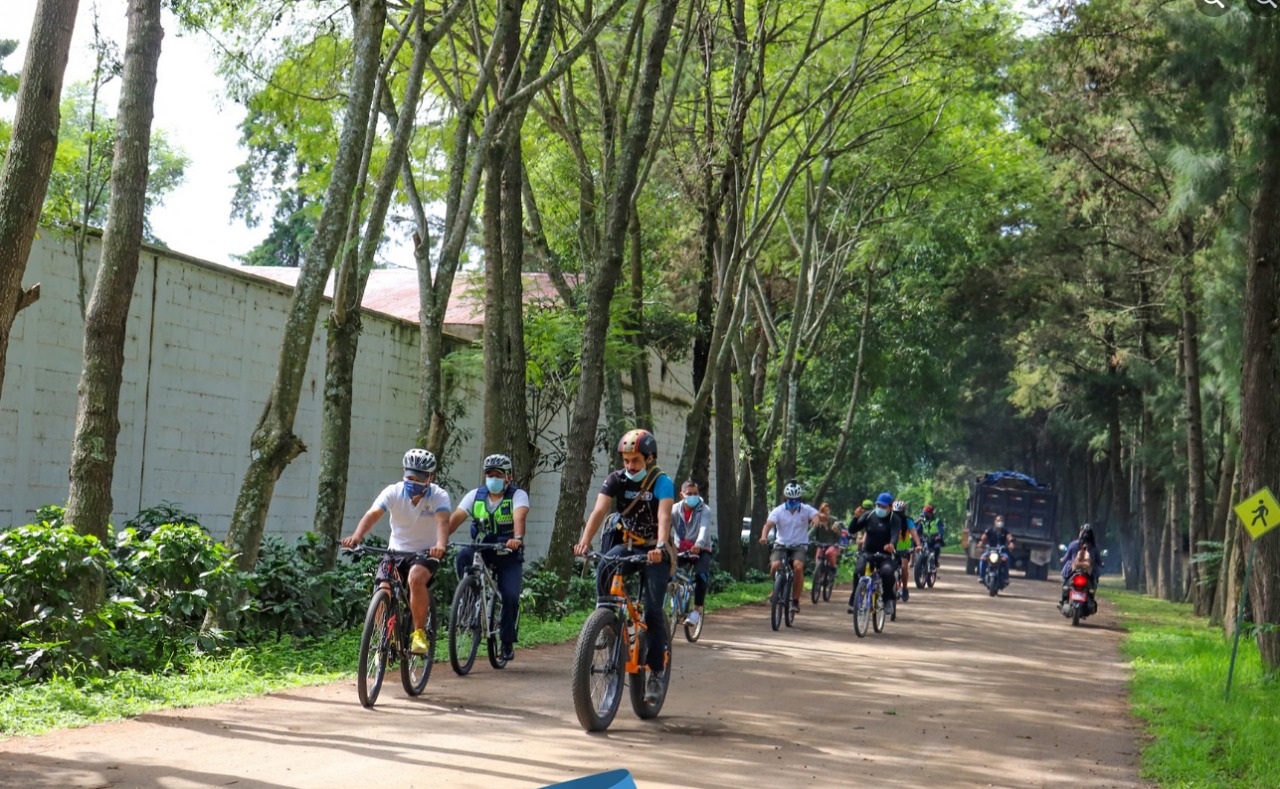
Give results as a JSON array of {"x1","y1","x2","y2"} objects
[
  {"x1": 683, "y1": 495, "x2": 702, "y2": 509},
  {"x1": 624, "y1": 467, "x2": 648, "y2": 483},
  {"x1": 875, "y1": 506, "x2": 889, "y2": 518},
  {"x1": 785, "y1": 499, "x2": 801, "y2": 511},
  {"x1": 404, "y1": 480, "x2": 427, "y2": 498},
  {"x1": 485, "y1": 477, "x2": 506, "y2": 494}
]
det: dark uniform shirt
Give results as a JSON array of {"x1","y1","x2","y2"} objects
[
  {"x1": 855, "y1": 510, "x2": 903, "y2": 555},
  {"x1": 599, "y1": 469, "x2": 675, "y2": 546}
]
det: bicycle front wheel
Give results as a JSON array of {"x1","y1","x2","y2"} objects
[
  {"x1": 357, "y1": 588, "x2": 391, "y2": 707},
  {"x1": 853, "y1": 579, "x2": 870, "y2": 638},
  {"x1": 402, "y1": 593, "x2": 436, "y2": 695},
  {"x1": 873, "y1": 590, "x2": 886, "y2": 633},
  {"x1": 449, "y1": 577, "x2": 482, "y2": 675},
  {"x1": 770, "y1": 573, "x2": 786, "y2": 631},
  {"x1": 783, "y1": 574, "x2": 796, "y2": 627},
  {"x1": 571, "y1": 608, "x2": 624, "y2": 732},
  {"x1": 811, "y1": 567, "x2": 821, "y2": 604}
]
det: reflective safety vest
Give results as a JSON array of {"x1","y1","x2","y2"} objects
[
  {"x1": 471, "y1": 488, "x2": 516, "y2": 538},
  {"x1": 921, "y1": 519, "x2": 940, "y2": 538}
]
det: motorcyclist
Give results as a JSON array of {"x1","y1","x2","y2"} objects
[
  {"x1": 1059, "y1": 523, "x2": 1103, "y2": 604},
  {"x1": 847, "y1": 492, "x2": 904, "y2": 617},
  {"x1": 977, "y1": 516, "x2": 1014, "y2": 588}
]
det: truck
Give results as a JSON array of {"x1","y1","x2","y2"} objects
[{"x1": 962, "y1": 470, "x2": 1059, "y2": 581}]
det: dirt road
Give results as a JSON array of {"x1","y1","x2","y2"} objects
[{"x1": 1, "y1": 558, "x2": 1148, "y2": 788}]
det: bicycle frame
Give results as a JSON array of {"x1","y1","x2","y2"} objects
[
  {"x1": 460, "y1": 543, "x2": 511, "y2": 640},
  {"x1": 594, "y1": 553, "x2": 656, "y2": 676}
]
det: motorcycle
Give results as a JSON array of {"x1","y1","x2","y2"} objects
[
  {"x1": 981, "y1": 546, "x2": 1008, "y2": 596},
  {"x1": 1058, "y1": 544, "x2": 1104, "y2": 626}
]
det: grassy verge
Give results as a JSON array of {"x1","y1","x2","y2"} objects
[
  {"x1": 1108, "y1": 588, "x2": 1278, "y2": 788},
  {"x1": 0, "y1": 579, "x2": 775, "y2": 738}
]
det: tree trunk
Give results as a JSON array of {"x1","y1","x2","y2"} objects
[
  {"x1": 1105, "y1": 321, "x2": 1138, "y2": 589},
  {"x1": 315, "y1": 2, "x2": 432, "y2": 568},
  {"x1": 218, "y1": 0, "x2": 387, "y2": 620},
  {"x1": 545, "y1": 0, "x2": 680, "y2": 576},
  {"x1": 1240, "y1": 24, "x2": 1280, "y2": 670},
  {"x1": 1207, "y1": 441, "x2": 1239, "y2": 621},
  {"x1": 813, "y1": 265, "x2": 873, "y2": 502},
  {"x1": 1211, "y1": 457, "x2": 1242, "y2": 627},
  {"x1": 64, "y1": 0, "x2": 163, "y2": 554},
  {"x1": 0, "y1": 0, "x2": 79, "y2": 400},
  {"x1": 1180, "y1": 259, "x2": 1210, "y2": 613},
  {"x1": 628, "y1": 210, "x2": 653, "y2": 431},
  {"x1": 1157, "y1": 489, "x2": 1173, "y2": 601},
  {"x1": 713, "y1": 358, "x2": 740, "y2": 577},
  {"x1": 1140, "y1": 407, "x2": 1161, "y2": 596}
]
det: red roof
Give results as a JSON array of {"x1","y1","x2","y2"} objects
[{"x1": 235, "y1": 266, "x2": 573, "y2": 341}]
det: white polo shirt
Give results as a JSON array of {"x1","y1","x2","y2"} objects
[
  {"x1": 767, "y1": 503, "x2": 819, "y2": 546},
  {"x1": 375, "y1": 482, "x2": 452, "y2": 552}
]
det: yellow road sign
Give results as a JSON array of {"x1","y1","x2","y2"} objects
[{"x1": 1234, "y1": 487, "x2": 1280, "y2": 540}]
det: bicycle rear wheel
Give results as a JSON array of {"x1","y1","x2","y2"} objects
[
  {"x1": 449, "y1": 577, "x2": 482, "y2": 675},
  {"x1": 822, "y1": 569, "x2": 833, "y2": 601},
  {"x1": 629, "y1": 634, "x2": 672, "y2": 720},
  {"x1": 402, "y1": 594, "x2": 436, "y2": 695},
  {"x1": 811, "y1": 566, "x2": 821, "y2": 604},
  {"x1": 853, "y1": 579, "x2": 870, "y2": 638},
  {"x1": 357, "y1": 588, "x2": 391, "y2": 707},
  {"x1": 571, "y1": 608, "x2": 624, "y2": 732}
]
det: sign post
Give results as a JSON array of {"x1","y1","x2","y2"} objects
[{"x1": 1226, "y1": 486, "x2": 1280, "y2": 701}]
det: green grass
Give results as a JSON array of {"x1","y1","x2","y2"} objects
[
  {"x1": 0, "y1": 579, "x2": 776, "y2": 738},
  {"x1": 1109, "y1": 589, "x2": 1279, "y2": 789}
]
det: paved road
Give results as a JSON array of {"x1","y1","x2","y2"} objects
[{"x1": 1, "y1": 557, "x2": 1148, "y2": 788}]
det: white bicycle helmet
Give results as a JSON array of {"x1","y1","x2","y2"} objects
[
  {"x1": 783, "y1": 481, "x2": 803, "y2": 499},
  {"x1": 402, "y1": 448, "x2": 438, "y2": 474},
  {"x1": 482, "y1": 453, "x2": 513, "y2": 473},
  {"x1": 892, "y1": 500, "x2": 906, "y2": 513}
]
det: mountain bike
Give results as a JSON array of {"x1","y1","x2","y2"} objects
[
  {"x1": 851, "y1": 551, "x2": 892, "y2": 638},
  {"x1": 914, "y1": 540, "x2": 940, "y2": 589},
  {"x1": 894, "y1": 548, "x2": 913, "y2": 609},
  {"x1": 769, "y1": 542, "x2": 806, "y2": 631},
  {"x1": 347, "y1": 545, "x2": 438, "y2": 707},
  {"x1": 665, "y1": 551, "x2": 704, "y2": 643},
  {"x1": 571, "y1": 552, "x2": 672, "y2": 732},
  {"x1": 448, "y1": 543, "x2": 522, "y2": 675},
  {"x1": 811, "y1": 545, "x2": 837, "y2": 604}
]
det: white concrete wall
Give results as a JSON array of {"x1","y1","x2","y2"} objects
[{"x1": 1, "y1": 232, "x2": 711, "y2": 561}]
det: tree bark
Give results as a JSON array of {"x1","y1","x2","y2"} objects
[
  {"x1": 713, "y1": 355, "x2": 740, "y2": 577},
  {"x1": 1240, "y1": 23, "x2": 1280, "y2": 669},
  {"x1": 544, "y1": 0, "x2": 681, "y2": 576},
  {"x1": 65, "y1": 0, "x2": 163, "y2": 552},
  {"x1": 1210, "y1": 453, "x2": 1241, "y2": 627},
  {"x1": 813, "y1": 265, "x2": 873, "y2": 502},
  {"x1": 1180, "y1": 257, "x2": 1210, "y2": 613},
  {"x1": 0, "y1": 0, "x2": 79, "y2": 401},
  {"x1": 218, "y1": 0, "x2": 387, "y2": 622},
  {"x1": 627, "y1": 210, "x2": 653, "y2": 431},
  {"x1": 1105, "y1": 317, "x2": 1138, "y2": 590}
]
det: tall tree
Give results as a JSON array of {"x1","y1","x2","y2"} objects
[
  {"x1": 65, "y1": 0, "x2": 165, "y2": 553},
  {"x1": 217, "y1": 0, "x2": 388, "y2": 622},
  {"x1": 0, "y1": 0, "x2": 79, "y2": 401}
]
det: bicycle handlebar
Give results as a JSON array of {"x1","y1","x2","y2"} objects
[
  {"x1": 580, "y1": 551, "x2": 652, "y2": 565},
  {"x1": 342, "y1": 544, "x2": 438, "y2": 559},
  {"x1": 458, "y1": 542, "x2": 515, "y2": 555}
]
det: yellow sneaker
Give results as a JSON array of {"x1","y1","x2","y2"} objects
[{"x1": 410, "y1": 628, "x2": 429, "y2": 654}]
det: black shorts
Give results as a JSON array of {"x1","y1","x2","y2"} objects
[{"x1": 375, "y1": 551, "x2": 440, "y2": 586}]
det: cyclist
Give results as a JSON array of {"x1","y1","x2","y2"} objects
[
  {"x1": 977, "y1": 515, "x2": 1015, "y2": 587},
  {"x1": 672, "y1": 479, "x2": 714, "y2": 627},
  {"x1": 892, "y1": 500, "x2": 922, "y2": 599},
  {"x1": 574, "y1": 428, "x2": 675, "y2": 704},
  {"x1": 919, "y1": 505, "x2": 945, "y2": 565},
  {"x1": 810, "y1": 502, "x2": 843, "y2": 579},
  {"x1": 441, "y1": 453, "x2": 528, "y2": 663},
  {"x1": 847, "y1": 492, "x2": 903, "y2": 617},
  {"x1": 340, "y1": 448, "x2": 451, "y2": 655},
  {"x1": 758, "y1": 480, "x2": 823, "y2": 615}
]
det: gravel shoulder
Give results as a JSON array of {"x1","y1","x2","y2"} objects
[{"x1": 0, "y1": 557, "x2": 1150, "y2": 789}]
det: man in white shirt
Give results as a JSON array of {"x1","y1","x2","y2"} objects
[
  {"x1": 341, "y1": 448, "x2": 451, "y2": 654},
  {"x1": 758, "y1": 480, "x2": 823, "y2": 614}
]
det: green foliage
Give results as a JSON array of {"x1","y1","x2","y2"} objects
[
  {"x1": 1111, "y1": 589, "x2": 1279, "y2": 788},
  {"x1": 0, "y1": 39, "x2": 17, "y2": 99}
]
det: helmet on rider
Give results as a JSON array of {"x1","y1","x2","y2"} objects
[
  {"x1": 892, "y1": 500, "x2": 906, "y2": 513},
  {"x1": 862, "y1": 499, "x2": 874, "y2": 509},
  {"x1": 922, "y1": 505, "x2": 935, "y2": 517},
  {"x1": 482, "y1": 453, "x2": 513, "y2": 474},
  {"x1": 783, "y1": 481, "x2": 804, "y2": 499},
  {"x1": 617, "y1": 428, "x2": 657, "y2": 459},
  {"x1": 402, "y1": 448, "x2": 438, "y2": 476}
]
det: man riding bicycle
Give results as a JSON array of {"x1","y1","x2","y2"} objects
[
  {"x1": 340, "y1": 448, "x2": 451, "y2": 655},
  {"x1": 574, "y1": 428, "x2": 675, "y2": 704},
  {"x1": 441, "y1": 453, "x2": 528, "y2": 663},
  {"x1": 919, "y1": 505, "x2": 945, "y2": 562},
  {"x1": 759, "y1": 481, "x2": 824, "y2": 615},
  {"x1": 847, "y1": 492, "x2": 903, "y2": 617},
  {"x1": 672, "y1": 479, "x2": 714, "y2": 627},
  {"x1": 892, "y1": 500, "x2": 922, "y2": 598}
]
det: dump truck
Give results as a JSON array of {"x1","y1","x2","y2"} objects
[{"x1": 962, "y1": 471, "x2": 1059, "y2": 580}]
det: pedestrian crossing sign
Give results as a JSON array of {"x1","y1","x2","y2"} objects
[{"x1": 1234, "y1": 487, "x2": 1280, "y2": 540}]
